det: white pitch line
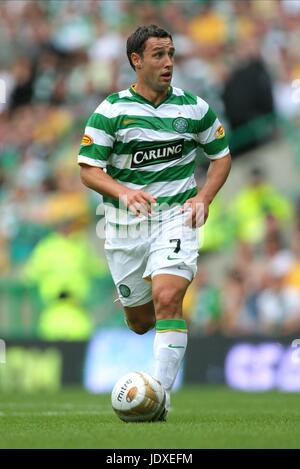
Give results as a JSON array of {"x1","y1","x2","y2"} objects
[
  {"x1": 0, "y1": 403, "x2": 108, "y2": 407},
  {"x1": 0, "y1": 404, "x2": 109, "y2": 410},
  {"x1": 0, "y1": 410, "x2": 113, "y2": 417}
]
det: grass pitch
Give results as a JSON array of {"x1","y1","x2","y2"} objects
[{"x1": 0, "y1": 386, "x2": 299, "y2": 449}]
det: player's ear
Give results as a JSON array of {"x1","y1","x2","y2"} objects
[{"x1": 131, "y1": 52, "x2": 142, "y2": 70}]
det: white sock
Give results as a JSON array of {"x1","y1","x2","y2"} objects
[{"x1": 153, "y1": 319, "x2": 187, "y2": 404}]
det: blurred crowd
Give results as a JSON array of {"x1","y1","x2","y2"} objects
[
  {"x1": 1, "y1": 0, "x2": 300, "y2": 338},
  {"x1": 185, "y1": 165, "x2": 300, "y2": 337},
  {"x1": 187, "y1": 223, "x2": 300, "y2": 337}
]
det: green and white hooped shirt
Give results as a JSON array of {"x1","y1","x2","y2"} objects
[{"x1": 78, "y1": 85, "x2": 229, "y2": 224}]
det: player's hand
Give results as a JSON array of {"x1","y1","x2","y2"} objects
[
  {"x1": 181, "y1": 194, "x2": 209, "y2": 228},
  {"x1": 120, "y1": 189, "x2": 157, "y2": 216}
]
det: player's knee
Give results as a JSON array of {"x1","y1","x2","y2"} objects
[{"x1": 153, "y1": 287, "x2": 181, "y2": 315}]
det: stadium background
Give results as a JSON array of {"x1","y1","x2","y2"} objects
[{"x1": 1, "y1": 0, "x2": 300, "y2": 404}]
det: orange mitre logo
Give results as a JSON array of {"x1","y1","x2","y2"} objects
[{"x1": 81, "y1": 134, "x2": 93, "y2": 145}]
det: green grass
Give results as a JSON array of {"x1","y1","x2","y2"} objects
[{"x1": 0, "y1": 386, "x2": 300, "y2": 448}]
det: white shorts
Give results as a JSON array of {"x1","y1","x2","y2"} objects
[{"x1": 104, "y1": 206, "x2": 199, "y2": 307}]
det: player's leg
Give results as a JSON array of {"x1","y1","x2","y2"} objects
[
  {"x1": 104, "y1": 223, "x2": 154, "y2": 333},
  {"x1": 152, "y1": 273, "x2": 190, "y2": 320},
  {"x1": 124, "y1": 300, "x2": 156, "y2": 335},
  {"x1": 142, "y1": 207, "x2": 198, "y2": 415},
  {"x1": 151, "y1": 273, "x2": 190, "y2": 407}
]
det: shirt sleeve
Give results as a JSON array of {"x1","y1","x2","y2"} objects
[
  {"x1": 77, "y1": 100, "x2": 115, "y2": 169},
  {"x1": 197, "y1": 100, "x2": 230, "y2": 160}
]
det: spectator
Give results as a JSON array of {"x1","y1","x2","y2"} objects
[
  {"x1": 222, "y1": 38, "x2": 275, "y2": 155},
  {"x1": 221, "y1": 268, "x2": 257, "y2": 335},
  {"x1": 23, "y1": 220, "x2": 107, "y2": 305},
  {"x1": 38, "y1": 291, "x2": 93, "y2": 341},
  {"x1": 284, "y1": 230, "x2": 300, "y2": 290},
  {"x1": 188, "y1": 3, "x2": 228, "y2": 58},
  {"x1": 229, "y1": 168, "x2": 292, "y2": 244},
  {"x1": 256, "y1": 269, "x2": 300, "y2": 336}
]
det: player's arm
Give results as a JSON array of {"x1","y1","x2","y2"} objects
[
  {"x1": 80, "y1": 164, "x2": 156, "y2": 216},
  {"x1": 182, "y1": 154, "x2": 231, "y2": 227},
  {"x1": 78, "y1": 101, "x2": 156, "y2": 215},
  {"x1": 198, "y1": 153, "x2": 231, "y2": 206},
  {"x1": 182, "y1": 101, "x2": 231, "y2": 228}
]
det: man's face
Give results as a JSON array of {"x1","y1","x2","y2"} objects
[{"x1": 133, "y1": 37, "x2": 175, "y2": 93}]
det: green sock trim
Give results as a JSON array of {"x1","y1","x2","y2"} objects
[{"x1": 156, "y1": 318, "x2": 187, "y2": 331}]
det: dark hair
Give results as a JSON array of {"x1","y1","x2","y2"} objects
[{"x1": 126, "y1": 24, "x2": 173, "y2": 70}]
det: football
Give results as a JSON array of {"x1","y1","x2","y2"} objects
[{"x1": 111, "y1": 371, "x2": 166, "y2": 422}]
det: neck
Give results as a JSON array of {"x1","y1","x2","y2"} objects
[{"x1": 134, "y1": 83, "x2": 169, "y2": 106}]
